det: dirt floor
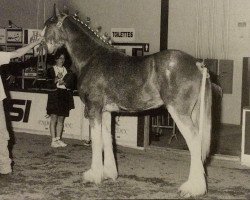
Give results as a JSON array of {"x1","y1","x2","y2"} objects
[{"x1": 0, "y1": 132, "x2": 250, "y2": 200}]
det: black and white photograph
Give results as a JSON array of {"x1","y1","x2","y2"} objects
[{"x1": 0, "y1": 0, "x2": 250, "y2": 199}]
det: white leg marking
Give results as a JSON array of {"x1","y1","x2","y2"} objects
[
  {"x1": 102, "y1": 112, "x2": 118, "y2": 180},
  {"x1": 83, "y1": 118, "x2": 103, "y2": 184},
  {"x1": 168, "y1": 106, "x2": 207, "y2": 197},
  {"x1": 179, "y1": 137, "x2": 206, "y2": 198}
]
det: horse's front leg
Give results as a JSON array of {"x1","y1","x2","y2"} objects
[
  {"x1": 83, "y1": 117, "x2": 103, "y2": 184},
  {"x1": 102, "y1": 112, "x2": 118, "y2": 180}
]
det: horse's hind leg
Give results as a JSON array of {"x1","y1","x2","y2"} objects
[
  {"x1": 102, "y1": 111, "x2": 118, "y2": 180},
  {"x1": 168, "y1": 105, "x2": 207, "y2": 197},
  {"x1": 83, "y1": 116, "x2": 104, "y2": 184}
]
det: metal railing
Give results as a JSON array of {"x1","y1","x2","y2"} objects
[{"x1": 151, "y1": 112, "x2": 177, "y2": 144}]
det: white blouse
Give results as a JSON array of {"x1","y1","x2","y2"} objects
[
  {"x1": 53, "y1": 65, "x2": 67, "y2": 89},
  {"x1": 0, "y1": 52, "x2": 11, "y2": 100}
]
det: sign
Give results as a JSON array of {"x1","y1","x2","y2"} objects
[
  {"x1": 6, "y1": 28, "x2": 23, "y2": 43},
  {"x1": 23, "y1": 29, "x2": 42, "y2": 56},
  {"x1": 6, "y1": 91, "x2": 90, "y2": 140},
  {"x1": 111, "y1": 28, "x2": 135, "y2": 43},
  {"x1": 0, "y1": 29, "x2": 6, "y2": 44},
  {"x1": 112, "y1": 43, "x2": 150, "y2": 56},
  {"x1": 6, "y1": 99, "x2": 31, "y2": 123},
  {"x1": 23, "y1": 29, "x2": 41, "y2": 44},
  {"x1": 144, "y1": 43, "x2": 150, "y2": 52},
  {"x1": 4, "y1": 91, "x2": 142, "y2": 149},
  {"x1": 115, "y1": 116, "x2": 138, "y2": 148}
]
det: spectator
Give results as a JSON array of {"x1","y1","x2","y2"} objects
[{"x1": 46, "y1": 47, "x2": 76, "y2": 148}]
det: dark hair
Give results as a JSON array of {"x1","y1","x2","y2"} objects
[
  {"x1": 54, "y1": 47, "x2": 67, "y2": 60},
  {"x1": 53, "y1": 47, "x2": 72, "y2": 68}
]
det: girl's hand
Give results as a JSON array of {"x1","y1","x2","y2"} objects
[
  {"x1": 57, "y1": 72, "x2": 63, "y2": 79},
  {"x1": 58, "y1": 79, "x2": 65, "y2": 85},
  {"x1": 54, "y1": 77, "x2": 59, "y2": 83}
]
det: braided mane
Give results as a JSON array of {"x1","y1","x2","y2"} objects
[{"x1": 69, "y1": 16, "x2": 116, "y2": 51}]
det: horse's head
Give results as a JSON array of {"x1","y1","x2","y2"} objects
[{"x1": 42, "y1": 6, "x2": 68, "y2": 54}]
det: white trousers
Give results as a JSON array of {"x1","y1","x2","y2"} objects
[{"x1": 0, "y1": 100, "x2": 11, "y2": 171}]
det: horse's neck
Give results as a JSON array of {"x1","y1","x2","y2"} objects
[
  {"x1": 65, "y1": 40, "x2": 97, "y2": 71},
  {"x1": 64, "y1": 19, "x2": 106, "y2": 72}
]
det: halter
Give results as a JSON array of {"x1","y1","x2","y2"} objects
[{"x1": 56, "y1": 15, "x2": 68, "y2": 28}]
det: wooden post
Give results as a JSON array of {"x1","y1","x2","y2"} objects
[{"x1": 143, "y1": 115, "x2": 150, "y2": 148}]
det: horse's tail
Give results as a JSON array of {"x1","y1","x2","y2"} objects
[{"x1": 198, "y1": 66, "x2": 212, "y2": 162}]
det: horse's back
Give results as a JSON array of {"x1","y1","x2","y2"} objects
[
  {"x1": 103, "y1": 49, "x2": 199, "y2": 82},
  {"x1": 152, "y1": 49, "x2": 198, "y2": 75},
  {"x1": 107, "y1": 49, "x2": 201, "y2": 112},
  {"x1": 79, "y1": 48, "x2": 202, "y2": 114}
]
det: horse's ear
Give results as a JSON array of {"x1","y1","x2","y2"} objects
[
  {"x1": 53, "y1": 4, "x2": 56, "y2": 17},
  {"x1": 53, "y1": 4, "x2": 61, "y2": 17},
  {"x1": 55, "y1": 7, "x2": 61, "y2": 17}
]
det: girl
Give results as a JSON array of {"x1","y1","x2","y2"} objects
[{"x1": 46, "y1": 48, "x2": 75, "y2": 148}]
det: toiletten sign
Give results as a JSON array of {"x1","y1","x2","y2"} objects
[{"x1": 111, "y1": 28, "x2": 135, "y2": 43}]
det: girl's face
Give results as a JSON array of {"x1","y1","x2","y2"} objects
[{"x1": 56, "y1": 54, "x2": 65, "y2": 66}]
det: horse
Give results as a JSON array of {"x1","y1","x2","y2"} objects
[{"x1": 42, "y1": 7, "x2": 212, "y2": 198}]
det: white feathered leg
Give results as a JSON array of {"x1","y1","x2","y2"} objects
[
  {"x1": 168, "y1": 106, "x2": 207, "y2": 197},
  {"x1": 178, "y1": 136, "x2": 206, "y2": 197},
  {"x1": 83, "y1": 118, "x2": 103, "y2": 184},
  {"x1": 102, "y1": 112, "x2": 118, "y2": 180}
]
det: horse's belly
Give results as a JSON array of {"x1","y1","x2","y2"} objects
[{"x1": 117, "y1": 94, "x2": 164, "y2": 111}]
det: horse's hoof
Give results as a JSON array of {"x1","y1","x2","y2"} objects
[
  {"x1": 83, "y1": 169, "x2": 103, "y2": 184},
  {"x1": 178, "y1": 180, "x2": 207, "y2": 198},
  {"x1": 103, "y1": 166, "x2": 118, "y2": 181}
]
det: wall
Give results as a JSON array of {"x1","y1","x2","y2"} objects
[
  {"x1": 67, "y1": 0, "x2": 161, "y2": 54},
  {"x1": 0, "y1": 0, "x2": 161, "y2": 58},
  {"x1": 168, "y1": 0, "x2": 250, "y2": 125},
  {"x1": 0, "y1": 0, "x2": 68, "y2": 29}
]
